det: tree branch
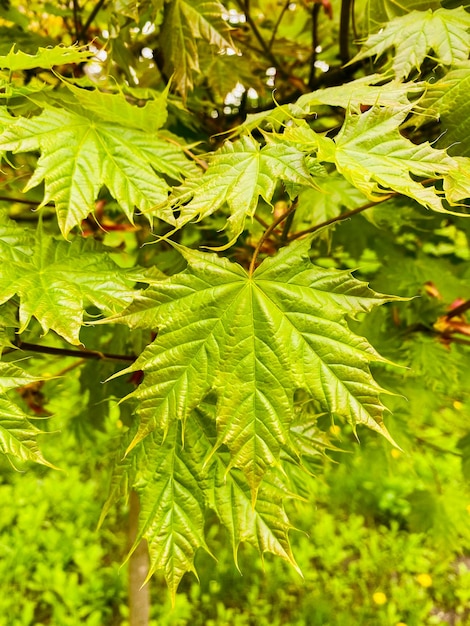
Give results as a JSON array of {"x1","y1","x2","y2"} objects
[
  {"x1": 308, "y1": 3, "x2": 322, "y2": 90},
  {"x1": 11, "y1": 339, "x2": 136, "y2": 362},
  {"x1": 268, "y1": 0, "x2": 291, "y2": 51},
  {"x1": 288, "y1": 195, "x2": 393, "y2": 242},
  {"x1": 78, "y1": 0, "x2": 107, "y2": 42},
  {"x1": 339, "y1": 0, "x2": 352, "y2": 65}
]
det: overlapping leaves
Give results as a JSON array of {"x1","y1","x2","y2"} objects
[
  {"x1": 167, "y1": 135, "x2": 315, "y2": 243},
  {"x1": 111, "y1": 239, "x2": 395, "y2": 474}
]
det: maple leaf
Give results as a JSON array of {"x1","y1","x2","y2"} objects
[
  {"x1": 0, "y1": 87, "x2": 192, "y2": 235},
  {"x1": 0, "y1": 221, "x2": 146, "y2": 344},
  {"x1": 168, "y1": 135, "x2": 315, "y2": 243},
  {"x1": 0, "y1": 44, "x2": 92, "y2": 70},
  {"x1": 351, "y1": 8, "x2": 470, "y2": 78},
  {"x1": 107, "y1": 238, "x2": 396, "y2": 491},
  {"x1": 160, "y1": 0, "x2": 234, "y2": 97},
  {"x1": 316, "y1": 105, "x2": 457, "y2": 212},
  {"x1": 0, "y1": 362, "x2": 55, "y2": 468}
]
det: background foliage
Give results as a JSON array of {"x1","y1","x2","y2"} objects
[{"x1": 1, "y1": 0, "x2": 470, "y2": 624}]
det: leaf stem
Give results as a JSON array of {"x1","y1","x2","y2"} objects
[
  {"x1": 11, "y1": 338, "x2": 136, "y2": 362},
  {"x1": 445, "y1": 299, "x2": 470, "y2": 319},
  {"x1": 288, "y1": 195, "x2": 393, "y2": 242},
  {"x1": 249, "y1": 200, "x2": 298, "y2": 276}
]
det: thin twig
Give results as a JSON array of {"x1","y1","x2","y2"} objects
[
  {"x1": 0, "y1": 196, "x2": 53, "y2": 207},
  {"x1": 236, "y1": 0, "x2": 287, "y2": 78},
  {"x1": 268, "y1": 0, "x2": 291, "y2": 51},
  {"x1": 12, "y1": 339, "x2": 136, "y2": 363},
  {"x1": 308, "y1": 3, "x2": 322, "y2": 90},
  {"x1": 445, "y1": 299, "x2": 470, "y2": 320},
  {"x1": 339, "y1": 0, "x2": 352, "y2": 65},
  {"x1": 288, "y1": 195, "x2": 393, "y2": 242},
  {"x1": 249, "y1": 200, "x2": 298, "y2": 276},
  {"x1": 78, "y1": 0, "x2": 107, "y2": 42}
]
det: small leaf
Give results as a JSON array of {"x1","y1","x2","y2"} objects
[
  {"x1": 169, "y1": 135, "x2": 314, "y2": 243},
  {"x1": 352, "y1": 8, "x2": 470, "y2": 78},
  {"x1": 0, "y1": 44, "x2": 92, "y2": 71}
]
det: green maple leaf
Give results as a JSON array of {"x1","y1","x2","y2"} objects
[
  {"x1": 0, "y1": 222, "x2": 145, "y2": 344},
  {"x1": 0, "y1": 44, "x2": 92, "y2": 70},
  {"x1": 160, "y1": 0, "x2": 234, "y2": 97},
  {"x1": 108, "y1": 238, "x2": 395, "y2": 491},
  {"x1": 317, "y1": 105, "x2": 458, "y2": 212},
  {"x1": 0, "y1": 87, "x2": 191, "y2": 235},
  {"x1": 416, "y1": 64, "x2": 470, "y2": 157},
  {"x1": 132, "y1": 420, "x2": 209, "y2": 597},
  {"x1": 168, "y1": 135, "x2": 315, "y2": 243},
  {"x1": 0, "y1": 362, "x2": 55, "y2": 468},
  {"x1": 352, "y1": 8, "x2": 470, "y2": 78}
]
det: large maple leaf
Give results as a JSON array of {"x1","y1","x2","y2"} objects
[
  {"x1": 0, "y1": 87, "x2": 191, "y2": 235},
  {"x1": 108, "y1": 238, "x2": 396, "y2": 490}
]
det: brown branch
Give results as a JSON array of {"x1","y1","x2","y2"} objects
[
  {"x1": 339, "y1": 0, "x2": 353, "y2": 65},
  {"x1": 236, "y1": 0, "x2": 288, "y2": 79},
  {"x1": 445, "y1": 299, "x2": 470, "y2": 320},
  {"x1": 78, "y1": 0, "x2": 107, "y2": 42},
  {"x1": 288, "y1": 195, "x2": 393, "y2": 242},
  {"x1": 308, "y1": 3, "x2": 322, "y2": 90},
  {"x1": 249, "y1": 200, "x2": 298, "y2": 276}
]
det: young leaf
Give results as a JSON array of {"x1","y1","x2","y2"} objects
[
  {"x1": 108, "y1": 238, "x2": 396, "y2": 490},
  {"x1": 0, "y1": 227, "x2": 146, "y2": 344},
  {"x1": 168, "y1": 135, "x2": 314, "y2": 243},
  {"x1": 352, "y1": 8, "x2": 470, "y2": 78},
  {"x1": 160, "y1": 0, "x2": 234, "y2": 97},
  {"x1": 0, "y1": 44, "x2": 92, "y2": 70}
]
